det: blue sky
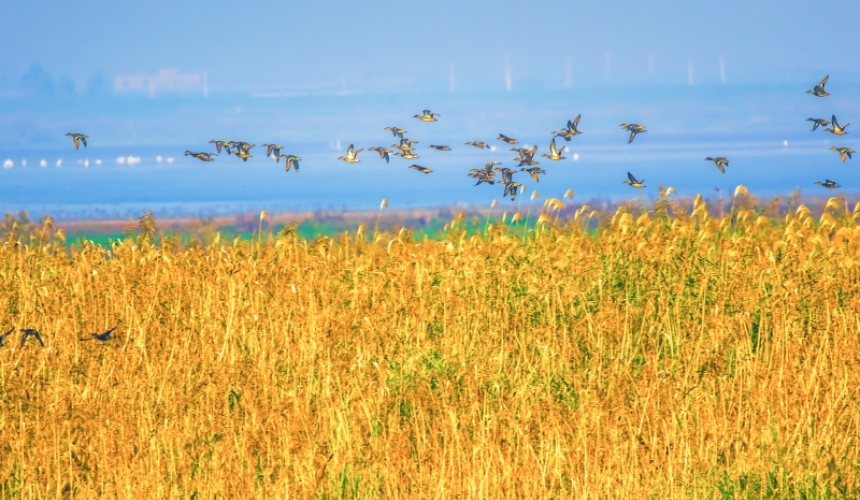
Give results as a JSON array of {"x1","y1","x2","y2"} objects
[
  {"x1": 0, "y1": 1, "x2": 857, "y2": 217},
  {"x1": 2, "y1": 1, "x2": 858, "y2": 93}
]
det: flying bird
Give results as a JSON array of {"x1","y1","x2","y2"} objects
[
  {"x1": 0, "y1": 327, "x2": 13, "y2": 347},
  {"x1": 428, "y1": 145, "x2": 451, "y2": 151},
  {"x1": 497, "y1": 134, "x2": 518, "y2": 144},
  {"x1": 20, "y1": 329, "x2": 44, "y2": 347},
  {"x1": 466, "y1": 141, "x2": 489, "y2": 149},
  {"x1": 65, "y1": 133, "x2": 88, "y2": 150},
  {"x1": 338, "y1": 144, "x2": 362, "y2": 163},
  {"x1": 414, "y1": 110, "x2": 440, "y2": 122},
  {"x1": 369, "y1": 147, "x2": 391, "y2": 163},
  {"x1": 503, "y1": 182, "x2": 522, "y2": 201},
  {"x1": 541, "y1": 138, "x2": 566, "y2": 161},
  {"x1": 815, "y1": 179, "x2": 841, "y2": 189},
  {"x1": 282, "y1": 155, "x2": 301, "y2": 172},
  {"x1": 394, "y1": 151, "x2": 419, "y2": 160},
  {"x1": 824, "y1": 115, "x2": 849, "y2": 135},
  {"x1": 208, "y1": 140, "x2": 230, "y2": 154},
  {"x1": 409, "y1": 164, "x2": 433, "y2": 174},
  {"x1": 620, "y1": 123, "x2": 647, "y2": 143},
  {"x1": 80, "y1": 326, "x2": 117, "y2": 342},
  {"x1": 234, "y1": 151, "x2": 252, "y2": 162},
  {"x1": 705, "y1": 156, "x2": 730, "y2": 173},
  {"x1": 521, "y1": 166, "x2": 546, "y2": 182},
  {"x1": 830, "y1": 146, "x2": 854, "y2": 163},
  {"x1": 262, "y1": 143, "x2": 283, "y2": 159},
  {"x1": 384, "y1": 127, "x2": 406, "y2": 138},
  {"x1": 806, "y1": 75, "x2": 831, "y2": 97},
  {"x1": 623, "y1": 172, "x2": 646, "y2": 188},
  {"x1": 806, "y1": 118, "x2": 830, "y2": 131},
  {"x1": 392, "y1": 138, "x2": 418, "y2": 152},
  {"x1": 184, "y1": 151, "x2": 216, "y2": 162},
  {"x1": 553, "y1": 115, "x2": 583, "y2": 141}
]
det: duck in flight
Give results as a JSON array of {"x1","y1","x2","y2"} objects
[
  {"x1": 414, "y1": 110, "x2": 440, "y2": 122},
  {"x1": 553, "y1": 114, "x2": 583, "y2": 141},
  {"x1": 65, "y1": 133, "x2": 88, "y2": 150},
  {"x1": 20, "y1": 328, "x2": 44, "y2": 347},
  {"x1": 338, "y1": 144, "x2": 362, "y2": 163},
  {"x1": 234, "y1": 151, "x2": 252, "y2": 162},
  {"x1": 392, "y1": 138, "x2": 418, "y2": 152},
  {"x1": 830, "y1": 146, "x2": 854, "y2": 163},
  {"x1": 541, "y1": 138, "x2": 566, "y2": 161},
  {"x1": 521, "y1": 166, "x2": 546, "y2": 182},
  {"x1": 824, "y1": 115, "x2": 849, "y2": 135},
  {"x1": 0, "y1": 327, "x2": 13, "y2": 347},
  {"x1": 209, "y1": 140, "x2": 230, "y2": 154},
  {"x1": 262, "y1": 143, "x2": 283, "y2": 159},
  {"x1": 466, "y1": 141, "x2": 489, "y2": 149},
  {"x1": 815, "y1": 179, "x2": 840, "y2": 189},
  {"x1": 806, "y1": 118, "x2": 830, "y2": 131},
  {"x1": 807, "y1": 75, "x2": 831, "y2": 97},
  {"x1": 497, "y1": 134, "x2": 518, "y2": 144},
  {"x1": 705, "y1": 156, "x2": 729, "y2": 173},
  {"x1": 80, "y1": 326, "x2": 117, "y2": 342},
  {"x1": 623, "y1": 172, "x2": 646, "y2": 188},
  {"x1": 428, "y1": 145, "x2": 451, "y2": 151},
  {"x1": 394, "y1": 151, "x2": 419, "y2": 160},
  {"x1": 620, "y1": 123, "x2": 647, "y2": 143},
  {"x1": 282, "y1": 154, "x2": 301, "y2": 172},
  {"x1": 369, "y1": 146, "x2": 391, "y2": 163},
  {"x1": 384, "y1": 126, "x2": 406, "y2": 138},
  {"x1": 503, "y1": 181, "x2": 522, "y2": 201},
  {"x1": 184, "y1": 151, "x2": 216, "y2": 162},
  {"x1": 409, "y1": 165, "x2": 433, "y2": 174}
]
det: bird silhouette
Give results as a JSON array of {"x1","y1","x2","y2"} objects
[
  {"x1": 815, "y1": 179, "x2": 841, "y2": 189},
  {"x1": 20, "y1": 329, "x2": 44, "y2": 347},
  {"x1": 80, "y1": 326, "x2": 117, "y2": 342},
  {"x1": 0, "y1": 327, "x2": 13, "y2": 347}
]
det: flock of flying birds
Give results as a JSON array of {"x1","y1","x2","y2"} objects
[
  {"x1": 0, "y1": 326, "x2": 117, "y2": 349},
  {"x1": 63, "y1": 75, "x2": 853, "y2": 201}
]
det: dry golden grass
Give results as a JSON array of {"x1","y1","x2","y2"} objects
[{"x1": 1, "y1": 195, "x2": 860, "y2": 498}]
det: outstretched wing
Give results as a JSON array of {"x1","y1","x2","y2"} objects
[{"x1": 627, "y1": 171, "x2": 639, "y2": 183}]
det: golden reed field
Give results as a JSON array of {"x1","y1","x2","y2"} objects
[{"x1": 1, "y1": 191, "x2": 860, "y2": 498}]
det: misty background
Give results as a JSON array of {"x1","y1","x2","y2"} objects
[{"x1": 0, "y1": 1, "x2": 858, "y2": 218}]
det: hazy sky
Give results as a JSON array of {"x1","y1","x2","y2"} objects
[{"x1": 2, "y1": 1, "x2": 858, "y2": 93}]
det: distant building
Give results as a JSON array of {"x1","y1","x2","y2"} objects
[{"x1": 114, "y1": 69, "x2": 208, "y2": 97}]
